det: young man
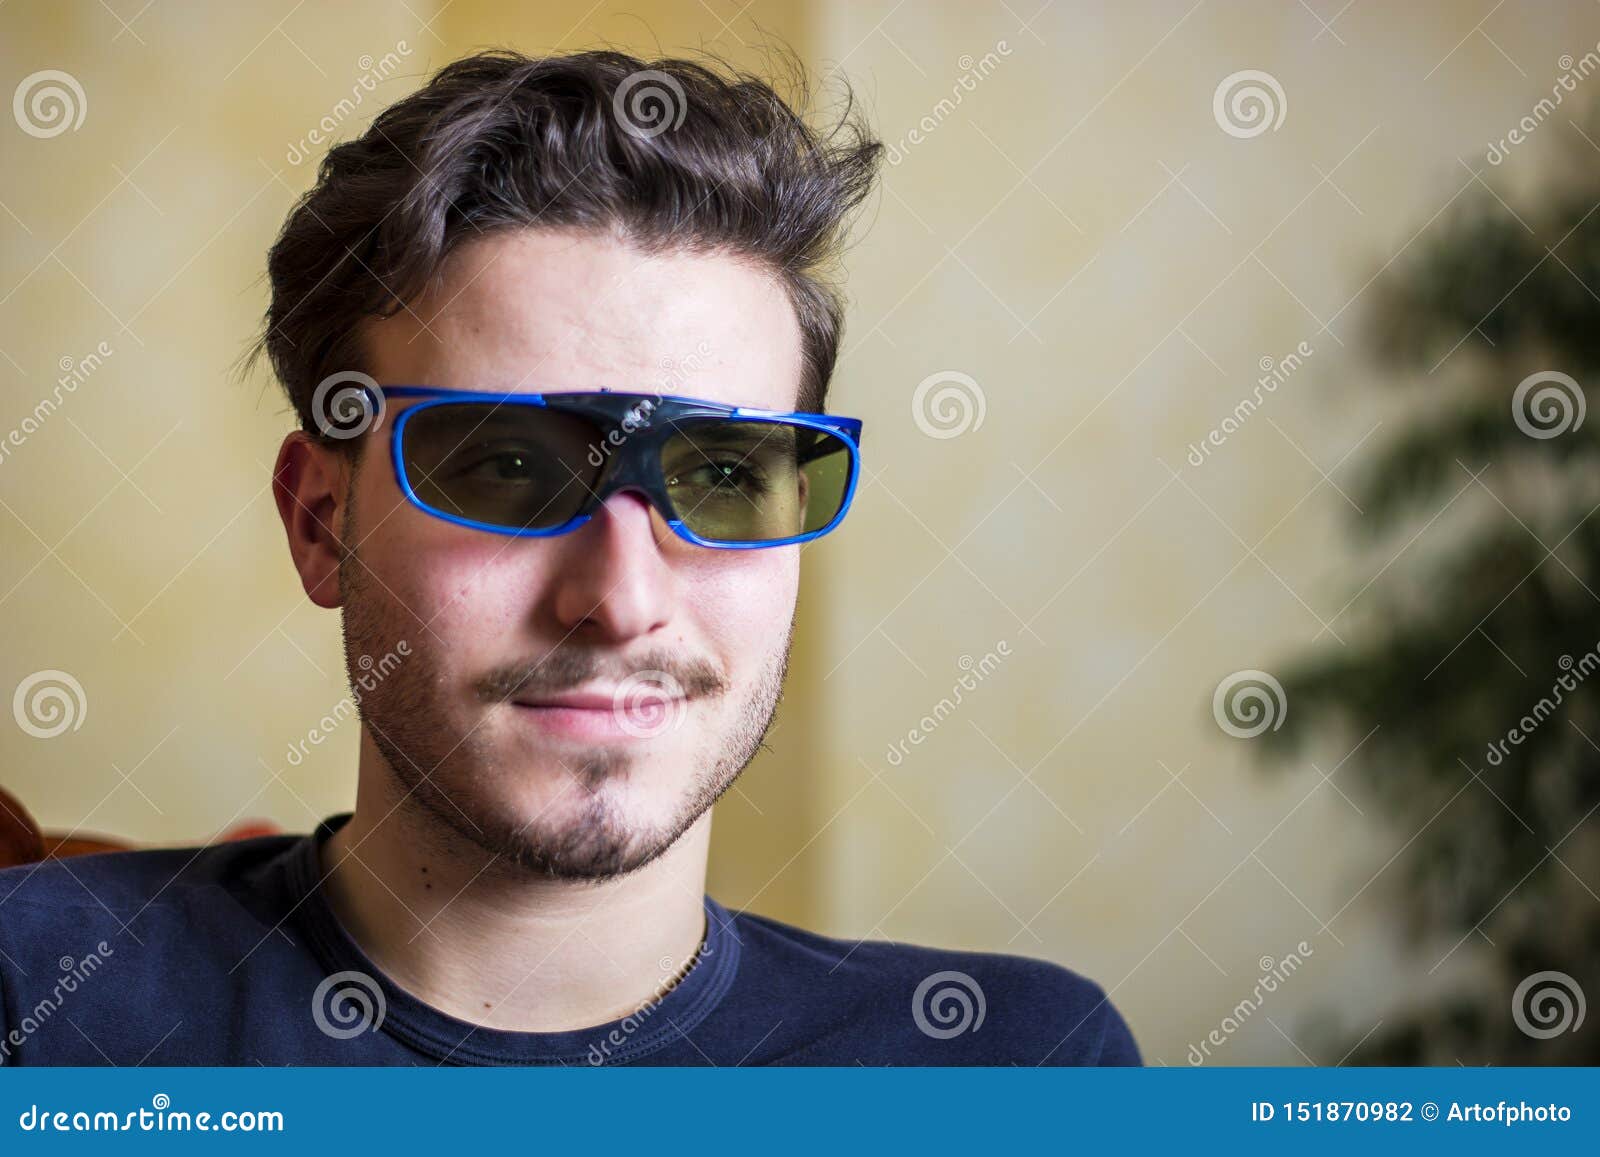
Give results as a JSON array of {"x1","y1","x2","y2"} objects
[{"x1": 0, "y1": 50, "x2": 1139, "y2": 1066}]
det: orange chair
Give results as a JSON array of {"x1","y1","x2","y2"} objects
[{"x1": 0, "y1": 786, "x2": 277, "y2": 869}]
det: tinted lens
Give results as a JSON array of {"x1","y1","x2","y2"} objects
[
  {"x1": 661, "y1": 419, "x2": 854, "y2": 544},
  {"x1": 400, "y1": 403, "x2": 602, "y2": 530}
]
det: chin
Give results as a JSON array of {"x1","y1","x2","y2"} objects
[
  {"x1": 490, "y1": 798, "x2": 689, "y2": 880},
  {"x1": 437, "y1": 770, "x2": 704, "y2": 881}
]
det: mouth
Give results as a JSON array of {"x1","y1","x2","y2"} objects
[{"x1": 508, "y1": 686, "x2": 689, "y2": 742}]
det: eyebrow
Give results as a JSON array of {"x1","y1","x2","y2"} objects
[{"x1": 687, "y1": 423, "x2": 798, "y2": 448}]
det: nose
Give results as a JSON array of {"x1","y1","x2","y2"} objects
[{"x1": 546, "y1": 487, "x2": 676, "y2": 642}]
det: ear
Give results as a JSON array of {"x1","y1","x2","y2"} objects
[{"x1": 273, "y1": 431, "x2": 351, "y2": 610}]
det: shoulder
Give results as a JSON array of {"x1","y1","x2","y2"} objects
[
  {"x1": 0, "y1": 836, "x2": 304, "y2": 981},
  {"x1": 721, "y1": 904, "x2": 1141, "y2": 1065},
  {"x1": 0, "y1": 834, "x2": 301, "y2": 916},
  {"x1": 0, "y1": 835, "x2": 315, "y2": 1066}
]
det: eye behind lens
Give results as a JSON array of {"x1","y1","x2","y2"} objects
[
  {"x1": 400, "y1": 403, "x2": 603, "y2": 530},
  {"x1": 661, "y1": 419, "x2": 852, "y2": 544}
]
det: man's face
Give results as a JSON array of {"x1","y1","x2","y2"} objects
[{"x1": 335, "y1": 229, "x2": 804, "y2": 879}]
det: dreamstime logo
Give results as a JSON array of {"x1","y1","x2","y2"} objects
[
  {"x1": 311, "y1": 970, "x2": 386, "y2": 1039},
  {"x1": 912, "y1": 970, "x2": 986, "y2": 1039},
  {"x1": 611, "y1": 670, "x2": 688, "y2": 738},
  {"x1": 613, "y1": 70, "x2": 687, "y2": 140},
  {"x1": 1512, "y1": 370, "x2": 1585, "y2": 439},
  {"x1": 12, "y1": 669, "x2": 87, "y2": 739},
  {"x1": 1213, "y1": 70, "x2": 1286, "y2": 139},
  {"x1": 285, "y1": 40, "x2": 414, "y2": 165},
  {"x1": 585, "y1": 942, "x2": 714, "y2": 1065},
  {"x1": 886, "y1": 641, "x2": 1012, "y2": 767},
  {"x1": 884, "y1": 40, "x2": 1013, "y2": 165},
  {"x1": 0, "y1": 940, "x2": 114, "y2": 1061},
  {"x1": 1485, "y1": 647, "x2": 1600, "y2": 767},
  {"x1": 13, "y1": 69, "x2": 87, "y2": 138},
  {"x1": 1486, "y1": 45, "x2": 1600, "y2": 164},
  {"x1": 1512, "y1": 970, "x2": 1586, "y2": 1039},
  {"x1": 1212, "y1": 669, "x2": 1286, "y2": 739},
  {"x1": 587, "y1": 395, "x2": 659, "y2": 467},
  {"x1": 285, "y1": 641, "x2": 411, "y2": 767},
  {"x1": 912, "y1": 370, "x2": 986, "y2": 439},
  {"x1": 0, "y1": 340, "x2": 114, "y2": 469},
  {"x1": 16, "y1": 1093, "x2": 283, "y2": 1133},
  {"x1": 1187, "y1": 941, "x2": 1313, "y2": 1064},
  {"x1": 1186, "y1": 341, "x2": 1314, "y2": 466},
  {"x1": 311, "y1": 371, "x2": 384, "y2": 439},
  {"x1": 585, "y1": 341, "x2": 713, "y2": 468}
]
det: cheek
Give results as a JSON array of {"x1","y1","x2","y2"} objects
[
  {"x1": 683, "y1": 550, "x2": 799, "y2": 669},
  {"x1": 355, "y1": 451, "x2": 524, "y2": 624},
  {"x1": 409, "y1": 546, "x2": 530, "y2": 645},
  {"x1": 354, "y1": 473, "x2": 530, "y2": 647}
]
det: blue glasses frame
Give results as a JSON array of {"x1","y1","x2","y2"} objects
[{"x1": 372, "y1": 386, "x2": 864, "y2": 550}]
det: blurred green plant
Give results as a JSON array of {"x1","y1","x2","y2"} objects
[{"x1": 1263, "y1": 127, "x2": 1600, "y2": 1064}]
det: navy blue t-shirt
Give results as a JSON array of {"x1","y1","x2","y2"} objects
[{"x1": 0, "y1": 816, "x2": 1139, "y2": 1066}]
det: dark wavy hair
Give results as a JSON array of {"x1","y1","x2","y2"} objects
[{"x1": 247, "y1": 48, "x2": 882, "y2": 445}]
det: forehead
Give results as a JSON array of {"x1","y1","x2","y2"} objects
[{"x1": 359, "y1": 228, "x2": 804, "y2": 412}]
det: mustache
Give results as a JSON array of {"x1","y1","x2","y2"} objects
[{"x1": 475, "y1": 646, "x2": 727, "y2": 704}]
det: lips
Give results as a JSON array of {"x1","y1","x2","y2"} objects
[
  {"x1": 512, "y1": 689, "x2": 626, "y2": 711},
  {"x1": 507, "y1": 684, "x2": 689, "y2": 742}
]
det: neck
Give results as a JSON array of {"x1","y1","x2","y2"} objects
[{"x1": 318, "y1": 735, "x2": 711, "y2": 1032}]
